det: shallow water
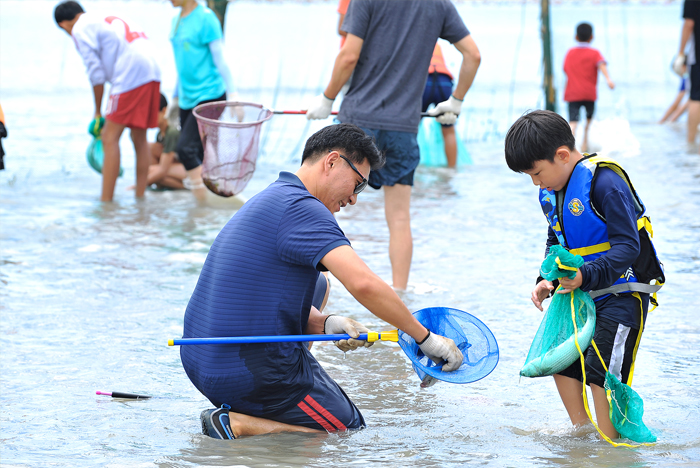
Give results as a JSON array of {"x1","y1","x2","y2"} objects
[{"x1": 2, "y1": 1, "x2": 699, "y2": 467}]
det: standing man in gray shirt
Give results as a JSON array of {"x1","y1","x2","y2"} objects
[{"x1": 306, "y1": 0, "x2": 480, "y2": 290}]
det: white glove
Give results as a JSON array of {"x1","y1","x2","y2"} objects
[
  {"x1": 167, "y1": 97, "x2": 180, "y2": 128},
  {"x1": 417, "y1": 331, "x2": 463, "y2": 372},
  {"x1": 227, "y1": 92, "x2": 245, "y2": 122},
  {"x1": 428, "y1": 95, "x2": 463, "y2": 125},
  {"x1": 324, "y1": 315, "x2": 374, "y2": 352},
  {"x1": 672, "y1": 54, "x2": 686, "y2": 77},
  {"x1": 305, "y1": 94, "x2": 334, "y2": 120}
]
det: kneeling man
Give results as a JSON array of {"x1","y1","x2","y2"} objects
[{"x1": 180, "y1": 124, "x2": 462, "y2": 439}]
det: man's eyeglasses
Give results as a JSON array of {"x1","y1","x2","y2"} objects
[{"x1": 338, "y1": 154, "x2": 368, "y2": 194}]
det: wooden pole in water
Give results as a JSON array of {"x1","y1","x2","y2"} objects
[{"x1": 541, "y1": 0, "x2": 557, "y2": 112}]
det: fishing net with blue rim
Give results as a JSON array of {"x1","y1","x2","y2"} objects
[{"x1": 398, "y1": 307, "x2": 498, "y2": 387}]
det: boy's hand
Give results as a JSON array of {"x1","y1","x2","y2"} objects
[
  {"x1": 607, "y1": 79, "x2": 615, "y2": 90},
  {"x1": 557, "y1": 269, "x2": 582, "y2": 294},
  {"x1": 532, "y1": 280, "x2": 554, "y2": 311}
]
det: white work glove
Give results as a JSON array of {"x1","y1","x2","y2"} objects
[
  {"x1": 227, "y1": 92, "x2": 245, "y2": 122},
  {"x1": 167, "y1": 97, "x2": 180, "y2": 128},
  {"x1": 672, "y1": 53, "x2": 686, "y2": 77},
  {"x1": 417, "y1": 330, "x2": 463, "y2": 372},
  {"x1": 324, "y1": 315, "x2": 374, "y2": 352},
  {"x1": 305, "y1": 93, "x2": 334, "y2": 120},
  {"x1": 428, "y1": 95, "x2": 463, "y2": 125}
]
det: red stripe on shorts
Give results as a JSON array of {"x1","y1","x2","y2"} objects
[
  {"x1": 304, "y1": 395, "x2": 347, "y2": 431},
  {"x1": 297, "y1": 401, "x2": 334, "y2": 432}
]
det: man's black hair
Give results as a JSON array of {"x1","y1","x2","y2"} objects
[
  {"x1": 159, "y1": 93, "x2": 168, "y2": 112},
  {"x1": 576, "y1": 22, "x2": 593, "y2": 42},
  {"x1": 301, "y1": 123, "x2": 385, "y2": 171},
  {"x1": 54, "y1": 1, "x2": 84, "y2": 24},
  {"x1": 504, "y1": 110, "x2": 576, "y2": 173}
]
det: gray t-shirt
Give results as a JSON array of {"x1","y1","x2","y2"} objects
[{"x1": 339, "y1": 0, "x2": 469, "y2": 133}]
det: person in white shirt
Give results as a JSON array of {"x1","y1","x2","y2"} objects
[{"x1": 55, "y1": 1, "x2": 161, "y2": 202}]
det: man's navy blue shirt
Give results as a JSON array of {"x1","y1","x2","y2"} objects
[
  {"x1": 181, "y1": 172, "x2": 350, "y2": 416},
  {"x1": 546, "y1": 167, "x2": 649, "y2": 329}
]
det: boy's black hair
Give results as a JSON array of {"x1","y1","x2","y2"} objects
[
  {"x1": 301, "y1": 123, "x2": 385, "y2": 171},
  {"x1": 54, "y1": 1, "x2": 84, "y2": 24},
  {"x1": 159, "y1": 93, "x2": 168, "y2": 112},
  {"x1": 504, "y1": 110, "x2": 576, "y2": 173},
  {"x1": 576, "y1": 22, "x2": 593, "y2": 42}
]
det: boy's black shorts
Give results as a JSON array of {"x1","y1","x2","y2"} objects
[
  {"x1": 557, "y1": 315, "x2": 641, "y2": 388},
  {"x1": 568, "y1": 101, "x2": 595, "y2": 122}
]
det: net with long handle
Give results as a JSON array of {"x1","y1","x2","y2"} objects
[
  {"x1": 398, "y1": 307, "x2": 499, "y2": 386},
  {"x1": 193, "y1": 102, "x2": 273, "y2": 197}
]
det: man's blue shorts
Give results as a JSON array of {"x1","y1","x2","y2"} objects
[
  {"x1": 201, "y1": 273, "x2": 365, "y2": 431},
  {"x1": 270, "y1": 274, "x2": 365, "y2": 432},
  {"x1": 266, "y1": 353, "x2": 366, "y2": 431},
  {"x1": 359, "y1": 126, "x2": 420, "y2": 189},
  {"x1": 422, "y1": 73, "x2": 454, "y2": 128},
  {"x1": 278, "y1": 273, "x2": 364, "y2": 431}
]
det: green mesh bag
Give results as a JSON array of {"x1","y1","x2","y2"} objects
[
  {"x1": 520, "y1": 245, "x2": 596, "y2": 377},
  {"x1": 86, "y1": 118, "x2": 123, "y2": 177},
  {"x1": 417, "y1": 116, "x2": 472, "y2": 166},
  {"x1": 605, "y1": 372, "x2": 657, "y2": 443}
]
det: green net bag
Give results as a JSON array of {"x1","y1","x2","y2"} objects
[
  {"x1": 605, "y1": 371, "x2": 657, "y2": 443},
  {"x1": 417, "y1": 116, "x2": 472, "y2": 167},
  {"x1": 86, "y1": 118, "x2": 123, "y2": 177},
  {"x1": 520, "y1": 245, "x2": 596, "y2": 377}
]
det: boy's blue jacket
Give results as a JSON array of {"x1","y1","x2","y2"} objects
[{"x1": 539, "y1": 154, "x2": 663, "y2": 314}]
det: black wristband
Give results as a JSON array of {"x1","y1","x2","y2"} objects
[
  {"x1": 416, "y1": 330, "x2": 431, "y2": 345},
  {"x1": 323, "y1": 314, "x2": 335, "y2": 334}
]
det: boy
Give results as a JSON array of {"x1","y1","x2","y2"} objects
[
  {"x1": 563, "y1": 22, "x2": 615, "y2": 153},
  {"x1": 504, "y1": 110, "x2": 663, "y2": 440},
  {"x1": 146, "y1": 94, "x2": 186, "y2": 190},
  {"x1": 54, "y1": 1, "x2": 161, "y2": 202}
]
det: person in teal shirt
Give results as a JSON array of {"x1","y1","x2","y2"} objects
[{"x1": 168, "y1": 0, "x2": 237, "y2": 202}]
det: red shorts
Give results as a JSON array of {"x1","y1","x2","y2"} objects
[{"x1": 105, "y1": 81, "x2": 160, "y2": 129}]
